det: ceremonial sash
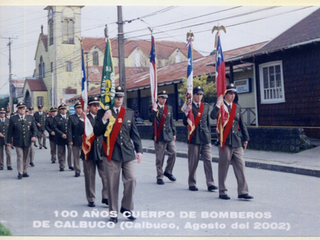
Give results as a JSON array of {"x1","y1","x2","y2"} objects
[
  {"x1": 189, "y1": 102, "x2": 204, "y2": 144},
  {"x1": 154, "y1": 105, "x2": 167, "y2": 143},
  {"x1": 221, "y1": 103, "x2": 237, "y2": 151},
  {"x1": 103, "y1": 107, "x2": 125, "y2": 161}
]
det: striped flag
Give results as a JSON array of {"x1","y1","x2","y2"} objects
[
  {"x1": 81, "y1": 49, "x2": 94, "y2": 161},
  {"x1": 215, "y1": 33, "x2": 229, "y2": 150},
  {"x1": 186, "y1": 40, "x2": 195, "y2": 142},
  {"x1": 150, "y1": 35, "x2": 157, "y2": 104}
]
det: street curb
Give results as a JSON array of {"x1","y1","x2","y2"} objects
[{"x1": 143, "y1": 148, "x2": 320, "y2": 178}]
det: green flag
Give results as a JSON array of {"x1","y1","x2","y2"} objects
[{"x1": 100, "y1": 38, "x2": 115, "y2": 110}]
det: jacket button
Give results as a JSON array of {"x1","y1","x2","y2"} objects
[
  {"x1": 121, "y1": 143, "x2": 123, "y2": 145},
  {"x1": 97, "y1": 139, "x2": 99, "y2": 141}
]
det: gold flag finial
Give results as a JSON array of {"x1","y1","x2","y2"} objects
[
  {"x1": 186, "y1": 30, "x2": 194, "y2": 40},
  {"x1": 212, "y1": 23, "x2": 226, "y2": 35}
]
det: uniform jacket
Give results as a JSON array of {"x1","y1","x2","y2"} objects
[
  {"x1": 94, "y1": 108, "x2": 143, "y2": 162},
  {"x1": 0, "y1": 118, "x2": 10, "y2": 146},
  {"x1": 148, "y1": 104, "x2": 176, "y2": 142},
  {"x1": 183, "y1": 102, "x2": 211, "y2": 145},
  {"x1": 210, "y1": 101, "x2": 250, "y2": 148},
  {"x1": 67, "y1": 114, "x2": 83, "y2": 146},
  {"x1": 53, "y1": 113, "x2": 69, "y2": 145},
  {"x1": 34, "y1": 111, "x2": 47, "y2": 131},
  {"x1": 45, "y1": 115, "x2": 56, "y2": 142},
  {"x1": 6, "y1": 115, "x2": 38, "y2": 148},
  {"x1": 79, "y1": 113, "x2": 103, "y2": 161}
]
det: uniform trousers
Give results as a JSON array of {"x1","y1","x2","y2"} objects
[
  {"x1": 49, "y1": 140, "x2": 57, "y2": 162},
  {"x1": 103, "y1": 156, "x2": 136, "y2": 216},
  {"x1": 83, "y1": 159, "x2": 108, "y2": 203},
  {"x1": 0, "y1": 145, "x2": 12, "y2": 168},
  {"x1": 188, "y1": 143, "x2": 214, "y2": 187},
  {"x1": 72, "y1": 145, "x2": 81, "y2": 174},
  {"x1": 154, "y1": 140, "x2": 176, "y2": 179},
  {"x1": 28, "y1": 142, "x2": 35, "y2": 164},
  {"x1": 218, "y1": 145, "x2": 248, "y2": 195},
  {"x1": 38, "y1": 130, "x2": 47, "y2": 147},
  {"x1": 16, "y1": 146, "x2": 30, "y2": 174},
  {"x1": 57, "y1": 144, "x2": 74, "y2": 169}
]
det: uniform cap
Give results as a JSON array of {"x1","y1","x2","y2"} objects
[
  {"x1": 226, "y1": 83, "x2": 237, "y2": 93},
  {"x1": 17, "y1": 102, "x2": 26, "y2": 109},
  {"x1": 58, "y1": 104, "x2": 67, "y2": 110},
  {"x1": 115, "y1": 86, "x2": 125, "y2": 97},
  {"x1": 88, "y1": 96, "x2": 100, "y2": 105},
  {"x1": 193, "y1": 86, "x2": 204, "y2": 94},
  {"x1": 74, "y1": 102, "x2": 82, "y2": 108},
  {"x1": 158, "y1": 90, "x2": 168, "y2": 99}
]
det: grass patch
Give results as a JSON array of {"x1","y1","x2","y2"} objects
[{"x1": 0, "y1": 223, "x2": 12, "y2": 236}]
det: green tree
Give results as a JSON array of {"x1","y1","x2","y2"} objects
[{"x1": 178, "y1": 73, "x2": 217, "y2": 104}]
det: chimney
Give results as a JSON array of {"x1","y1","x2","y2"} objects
[{"x1": 41, "y1": 25, "x2": 43, "y2": 35}]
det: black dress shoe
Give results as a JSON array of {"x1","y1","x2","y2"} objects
[
  {"x1": 75, "y1": 173, "x2": 80, "y2": 177},
  {"x1": 109, "y1": 217, "x2": 118, "y2": 224},
  {"x1": 157, "y1": 179, "x2": 165, "y2": 185},
  {"x1": 238, "y1": 194, "x2": 253, "y2": 200},
  {"x1": 52, "y1": 161, "x2": 55, "y2": 164},
  {"x1": 88, "y1": 202, "x2": 95, "y2": 207},
  {"x1": 219, "y1": 194, "x2": 231, "y2": 200},
  {"x1": 23, "y1": 173, "x2": 29, "y2": 177},
  {"x1": 69, "y1": 167, "x2": 74, "y2": 170},
  {"x1": 44, "y1": 146, "x2": 47, "y2": 149},
  {"x1": 164, "y1": 172, "x2": 176, "y2": 181},
  {"x1": 39, "y1": 147, "x2": 42, "y2": 149},
  {"x1": 60, "y1": 168, "x2": 64, "y2": 171},
  {"x1": 18, "y1": 174, "x2": 23, "y2": 179},
  {"x1": 102, "y1": 199, "x2": 109, "y2": 206},
  {"x1": 34, "y1": 144, "x2": 38, "y2": 147},
  {"x1": 189, "y1": 186, "x2": 198, "y2": 191},
  {"x1": 7, "y1": 166, "x2": 12, "y2": 170},
  {"x1": 0, "y1": 167, "x2": 3, "y2": 170},
  {"x1": 120, "y1": 207, "x2": 136, "y2": 221},
  {"x1": 30, "y1": 162, "x2": 35, "y2": 167},
  {"x1": 208, "y1": 185, "x2": 218, "y2": 192}
]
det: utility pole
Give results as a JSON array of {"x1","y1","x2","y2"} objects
[
  {"x1": 85, "y1": 51, "x2": 89, "y2": 90},
  {"x1": 117, "y1": 6, "x2": 127, "y2": 107},
  {"x1": 1, "y1": 36, "x2": 18, "y2": 112}
]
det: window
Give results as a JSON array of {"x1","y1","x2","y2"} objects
[
  {"x1": 93, "y1": 51, "x2": 99, "y2": 66},
  {"x1": 135, "y1": 52, "x2": 141, "y2": 67},
  {"x1": 39, "y1": 56, "x2": 45, "y2": 78},
  {"x1": 51, "y1": 62, "x2": 53, "y2": 73},
  {"x1": 37, "y1": 96, "x2": 44, "y2": 106},
  {"x1": 62, "y1": 19, "x2": 74, "y2": 44},
  {"x1": 259, "y1": 61, "x2": 285, "y2": 104},
  {"x1": 49, "y1": 21, "x2": 53, "y2": 46},
  {"x1": 175, "y1": 54, "x2": 181, "y2": 63},
  {"x1": 66, "y1": 62, "x2": 72, "y2": 72}
]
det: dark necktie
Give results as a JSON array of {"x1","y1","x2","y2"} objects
[
  {"x1": 116, "y1": 109, "x2": 118, "y2": 115},
  {"x1": 228, "y1": 105, "x2": 231, "y2": 113}
]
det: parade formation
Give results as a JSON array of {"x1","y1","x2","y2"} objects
[{"x1": 0, "y1": 26, "x2": 255, "y2": 227}]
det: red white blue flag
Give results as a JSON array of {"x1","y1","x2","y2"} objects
[
  {"x1": 81, "y1": 49, "x2": 94, "y2": 161},
  {"x1": 186, "y1": 40, "x2": 195, "y2": 142},
  {"x1": 215, "y1": 33, "x2": 229, "y2": 150},
  {"x1": 149, "y1": 35, "x2": 157, "y2": 104}
]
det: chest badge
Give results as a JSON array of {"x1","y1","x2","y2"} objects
[{"x1": 118, "y1": 118, "x2": 122, "y2": 123}]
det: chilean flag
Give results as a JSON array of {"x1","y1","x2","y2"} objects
[
  {"x1": 81, "y1": 49, "x2": 94, "y2": 161},
  {"x1": 186, "y1": 40, "x2": 195, "y2": 142},
  {"x1": 149, "y1": 35, "x2": 157, "y2": 104},
  {"x1": 215, "y1": 34, "x2": 229, "y2": 150}
]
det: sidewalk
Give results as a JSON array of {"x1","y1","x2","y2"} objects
[{"x1": 141, "y1": 139, "x2": 320, "y2": 178}]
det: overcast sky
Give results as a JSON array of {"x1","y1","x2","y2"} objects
[{"x1": 0, "y1": 3, "x2": 319, "y2": 95}]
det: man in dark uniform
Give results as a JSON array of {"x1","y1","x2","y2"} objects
[
  {"x1": 210, "y1": 83, "x2": 253, "y2": 200},
  {"x1": 34, "y1": 105, "x2": 47, "y2": 149},
  {"x1": 148, "y1": 90, "x2": 177, "y2": 185},
  {"x1": 94, "y1": 86, "x2": 143, "y2": 224},
  {"x1": 0, "y1": 108, "x2": 12, "y2": 170},
  {"x1": 46, "y1": 107, "x2": 58, "y2": 163},
  {"x1": 5, "y1": 110, "x2": 10, "y2": 119},
  {"x1": 53, "y1": 104, "x2": 74, "y2": 171},
  {"x1": 79, "y1": 96, "x2": 108, "y2": 207},
  {"x1": 6, "y1": 102, "x2": 37, "y2": 179},
  {"x1": 183, "y1": 86, "x2": 218, "y2": 192},
  {"x1": 29, "y1": 107, "x2": 37, "y2": 147},
  {"x1": 67, "y1": 102, "x2": 83, "y2": 177}
]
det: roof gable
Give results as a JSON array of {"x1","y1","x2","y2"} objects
[{"x1": 24, "y1": 78, "x2": 47, "y2": 91}]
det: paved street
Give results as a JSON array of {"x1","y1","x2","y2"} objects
[{"x1": 0, "y1": 141, "x2": 319, "y2": 237}]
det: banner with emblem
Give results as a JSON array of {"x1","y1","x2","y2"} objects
[
  {"x1": 100, "y1": 38, "x2": 115, "y2": 111},
  {"x1": 100, "y1": 37, "x2": 116, "y2": 157}
]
